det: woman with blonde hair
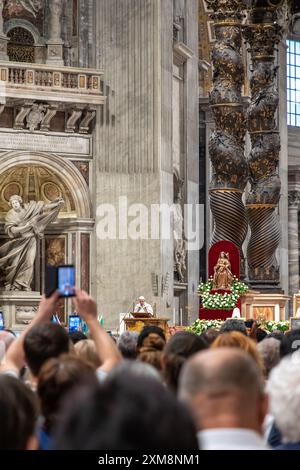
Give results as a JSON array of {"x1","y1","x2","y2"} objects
[
  {"x1": 74, "y1": 339, "x2": 101, "y2": 370},
  {"x1": 212, "y1": 331, "x2": 264, "y2": 373}
]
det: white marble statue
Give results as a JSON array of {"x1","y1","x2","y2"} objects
[
  {"x1": 0, "y1": 194, "x2": 64, "y2": 291},
  {"x1": 48, "y1": 0, "x2": 62, "y2": 41},
  {"x1": 174, "y1": 190, "x2": 186, "y2": 283}
]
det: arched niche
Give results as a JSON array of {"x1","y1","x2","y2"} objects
[
  {"x1": 0, "y1": 151, "x2": 92, "y2": 219},
  {"x1": 4, "y1": 18, "x2": 46, "y2": 63},
  {"x1": 0, "y1": 151, "x2": 94, "y2": 301}
]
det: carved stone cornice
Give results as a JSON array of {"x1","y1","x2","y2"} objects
[
  {"x1": 173, "y1": 42, "x2": 194, "y2": 66},
  {"x1": 7, "y1": 100, "x2": 96, "y2": 135}
]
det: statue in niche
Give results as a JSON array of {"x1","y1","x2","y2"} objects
[
  {"x1": 213, "y1": 251, "x2": 233, "y2": 290},
  {"x1": 173, "y1": 174, "x2": 186, "y2": 284},
  {"x1": 0, "y1": 194, "x2": 64, "y2": 291}
]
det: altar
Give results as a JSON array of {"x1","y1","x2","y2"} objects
[{"x1": 124, "y1": 316, "x2": 170, "y2": 335}]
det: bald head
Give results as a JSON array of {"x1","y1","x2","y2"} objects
[
  {"x1": 179, "y1": 348, "x2": 267, "y2": 432},
  {"x1": 180, "y1": 348, "x2": 263, "y2": 398}
]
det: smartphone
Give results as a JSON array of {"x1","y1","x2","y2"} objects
[
  {"x1": 45, "y1": 265, "x2": 76, "y2": 298},
  {"x1": 57, "y1": 265, "x2": 75, "y2": 298},
  {"x1": 68, "y1": 315, "x2": 81, "y2": 332},
  {"x1": 0, "y1": 312, "x2": 4, "y2": 331}
]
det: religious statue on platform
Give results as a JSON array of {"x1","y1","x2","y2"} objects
[
  {"x1": 0, "y1": 194, "x2": 64, "y2": 291},
  {"x1": 212, "y1": 251, "x2": 233, "y2": 290}
]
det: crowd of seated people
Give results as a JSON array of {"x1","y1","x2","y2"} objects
[{"x1": 1, "y1": 291, "x2": 300, "y2": 451}]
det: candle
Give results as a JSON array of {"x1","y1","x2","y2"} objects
[
  {"x1": 173, "y1": 308, "x2": 176, "y2": 326},
  {"x1": 180, "y1": 308, "x2": 183, "y2": 326},
  {"x1": 274, "y1": 305, "x2": 280, "y2": 322}
]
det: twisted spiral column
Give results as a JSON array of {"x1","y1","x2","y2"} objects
[
  {"x1": 243, "y1": 3, "x2": 283, "y2": 285},
  {"x1": 206, "y1": 0, "x2": 248, "y2": 275}
]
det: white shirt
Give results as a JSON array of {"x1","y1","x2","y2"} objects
[
  {"x1": 197, "y1": 428, "x2": 269, "y2": 450},
  {"x1": 134, "y1": 302, "x2": 153, "y2": 316}
]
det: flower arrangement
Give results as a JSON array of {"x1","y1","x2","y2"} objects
[
  {"x1": 263, "y1": 320, "x2": 289, "y2": 333},
  {"x1": 198, "y1": 276, "x2": 249, "y2": 310},
  {"x1": 187, "y1": 319, "x2": 223, "y2": 335},
  {"x1": 188, "y1": 319, "x2": 290, "y2": 335}
]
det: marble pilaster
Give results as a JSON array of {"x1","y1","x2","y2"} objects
[
  {"x1": 288, "y1": 190, "x2": 300, "y2": 309},
  {"x1": 46, "y1": 0, "x2": 64, "y2": 66}
]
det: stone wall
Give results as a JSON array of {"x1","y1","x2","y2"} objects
[{"x1": 93, "y1": 0, "x2": 199, "y2": 329}]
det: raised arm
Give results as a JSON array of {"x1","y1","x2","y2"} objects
[
  {"x1": 74, "y1": 289, "x2": 121, "y2": 373},
  {"x1": 43, "y1": 198, "x2": 64, "y2": 212},
  {"x1": 0, "y1": 292, "x2": 60, "y2": 375}
]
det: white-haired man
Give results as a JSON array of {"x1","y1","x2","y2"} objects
[
  {"x1": 267, "y1": 352, "x2": 300, "y2": 450},
  {"x1": 134, "y1": 296, "x2": 153, "y2": 316}
]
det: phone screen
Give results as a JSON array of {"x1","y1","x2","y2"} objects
[
  {"x1": 58, "y1": 266, "x2": 75, "y2": 298},
  {"x1": 69, "y1": 315, "x2": 81, "y2": 332},
  {"x1": 0, "y1": 312, "x2": 4, "y2": 331}
]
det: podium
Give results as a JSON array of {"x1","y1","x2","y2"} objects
[{"x1": 124, "y1": 316, "x2": 170, "y2": 335}]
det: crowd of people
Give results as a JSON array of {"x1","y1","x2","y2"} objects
[{"x1": 1, "y1": 294, "x2": 300, "y2": 451}]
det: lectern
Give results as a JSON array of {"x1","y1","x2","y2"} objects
[{"x1": 124, "y1": 316, "x2": 169, "y2": 335}]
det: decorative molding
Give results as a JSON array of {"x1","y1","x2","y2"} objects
[
  {"x1": 66, "y1": 107, "x2": 83, "y2": 133},
  {"x1": 0, "y1": 151, "x2": 92, "y2": 218},
  {"x1": 4, "y1": 18, "x2": 45, "y2": 45},
  {"x1": 79, "y1": 108, "x2": 96, "y2": 134},
  {"x1": 40, "y1": 104, "x2": 58, "y2": 131},
  {"x1": 173, "y1": 42, "x2": 194, "y2": 66},
  {"x1": 0, "y1": 61, "x2": 105, "y2": 105}
]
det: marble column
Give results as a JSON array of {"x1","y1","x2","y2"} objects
[
  {"x1": 243, "y1": 3, "x2": 283, "y2": 286},
  {"x1": 0, "y1": 0, "x2": 9, "y2": 61},
  {"x1": 288, "y1": 191, "x2": 300, "y2": 311},
  {"x1": 46, "y1": 0, "x2": 64, "y2": 66},
  {"x1": 205, "y1": 0, "x2": 248, "y2": 277}
]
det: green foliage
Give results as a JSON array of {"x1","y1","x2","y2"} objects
[
  {"x1": 187, "y1": 319, "x2": 223, "y2": 335},
  {"x1": 188, "y1": 319, "x2": 290, "y2": 335}
]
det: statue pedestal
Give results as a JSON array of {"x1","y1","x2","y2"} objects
[{"x1": 0, "y1": 291, "x2": 41, "y2": 332}]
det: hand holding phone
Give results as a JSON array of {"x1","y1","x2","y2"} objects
[
  {"x1": 68, "y1": 315, "x2": 81, "y2": 332},
  {"x1": 45, "y1": 265, "x2": 76, "y2": 298},
  {"x1": 73, "y1": 289, "x2": 98, "y2": 324}
]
